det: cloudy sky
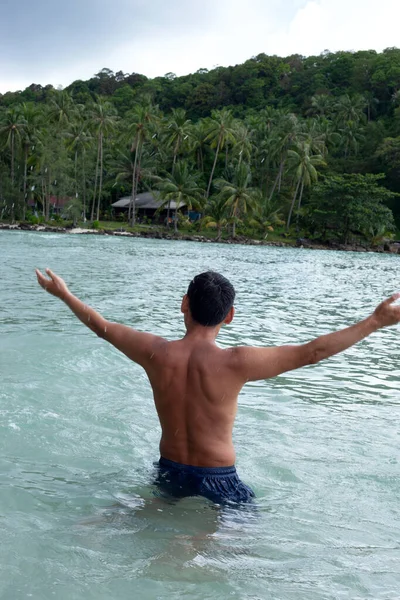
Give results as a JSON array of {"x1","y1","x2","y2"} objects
[{"x1": 1, "y1": 0, "x2": 399, "y2": 93}]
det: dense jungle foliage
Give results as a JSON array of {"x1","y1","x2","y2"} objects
[{"x1": 1, "y1": 48, "x2": 400, "y2": 242}]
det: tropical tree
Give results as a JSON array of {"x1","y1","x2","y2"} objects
[
  {"x1": 48, "y1": 90, "x2": 77, "y2": 125},
  {"x1": 232, "y1": 122, "x2": 252, "y2": 166},
  {"x1": 89, "y1": 96, "x2": 118, "y2": 221},
  {"x1": 308, "y1": 174, "x2": 396, "y2": 244},
  {"x1": 215, "y1": 162, "x2": 258, "y2": 237},
  {"x1": 308, "y1": 94, "x2": 333, "y2": 118},
  {"x1": 333, "y1": 94, "x2": 367, "y2": 127},
  {"x1": 205, "y1": 108, "x2": 237, "y2": 199},
  {"x1": 190, "y1": 120, "x2": 208, "y2": 173},
  {"x1": 65, "y1": 117, "x2": 92, "y2": 218},
  {"x1": 201, "y1": 195, "x2": 229, "y2": 241},
  {"x1": 125, "y1": 99, "x2": 159, "y2": 225},
  {"x1": 286, "y1": 142, "x2": 326, "y2": 230},
  {"x1": 0, "y1": 107, "x2": 25, "y2": 187},
  {"x1": 165, "y1": 108, "x2": 192, "y2": 166},
  {"x1": 65, "y1": 197, "x2": 83, "y2": 227},
  {"x1": 157, "y1": 161, "x2": 204, "y2": 232},
  {"x1": 338, "y1": 120, "x2": 365, "y2": 158},
  {"x1": 249, "y1": 190, "x2": 285, "y2": 237},
  {"x1": 267, "y1": 111, "x2": 299, "y2": 202}
]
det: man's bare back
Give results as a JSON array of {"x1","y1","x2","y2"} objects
[
  {"x1": 145, "y1": 336, "x2": 243, "y2": 467},
  {"x1": 36, "y1": 268, "x2": 400, "y2": 501}
]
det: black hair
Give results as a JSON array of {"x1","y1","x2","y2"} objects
[{"x1": 187, "y1": 271, "x2": 235, "y2": 327}]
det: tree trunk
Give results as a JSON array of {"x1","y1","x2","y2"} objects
[
  {"x1": 199, "y1": 147, "x2": 204, "y2": 174},
  {"x1": 11, "y1": 130, "x2": 15, "y2": 186},
  {"x1": 268, "y1": 159, "x2": 285, "y2": 202},
  {"x1": 295, "y1": 180, "x2": 305, "y2": 232},
  {"x1": 206, "y1": 136, "x2": 221, "y2": 199},
  {"x1": 91, "y1": 138, "x2": 100, "y2": 221},
  {"x1": 10, "y1": 131, "x2": 15, "y2": 222},
  {"x1": 174, "y1": 205, "x2": 178, "y2": 232},
  {"x1": 130, "y1": 143, "x2": 139, "y2": 225},
  {"x1": 41, "y1": 178, "x2": 45, "y2": 217},
  {"x1": 96, "y1": 132, "x2": 103, "y2": 221},
  {"x1": 166, "y1": 201, "x2": 171, "y2": 227},
  {"x1": 286, "y1": 178, "x2": 301, "y2": 230},
  {"x1": 23, "y1": 145, "x2": 28, "y2": 221},
  {"x1": 45, "y1": 171, "x2": 51, "y2": 221},
  {"x1": 277, "y1": 158, "x2": 284, "y2": 192},
  {"x1": 131, "y1": 141, "x2": 143, "y2": 226},
  {"x1": 82, "y1": 152, "x2": 87, "y2": 221},
  {"x1": 217, "y1": 224, "x2": 222, "y2": 241},
  {"x1": 74, "y1": 149, "x2": 78, "y2": 198}
]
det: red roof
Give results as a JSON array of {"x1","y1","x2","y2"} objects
[{"x1": 28, "y1": 196, "x2": 72, "y2": 208}]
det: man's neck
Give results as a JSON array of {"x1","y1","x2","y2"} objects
[{"x1": 184, "y1": 322, "x2": 220, "y2": 342}]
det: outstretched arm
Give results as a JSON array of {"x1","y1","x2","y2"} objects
[
  {"x1": 36, "y1": 268, "x2": 163, "y2": 367},
  {"x1": 235, "y1": 294, "x2": 400, "y2": 382}
]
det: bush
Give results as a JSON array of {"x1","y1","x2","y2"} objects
[
  {"x1": 92, "y1": 220, "x2": 100, "y2": 230},
  {"x1": 27, "y1": 214, "x2": 40, "y2": 225}
]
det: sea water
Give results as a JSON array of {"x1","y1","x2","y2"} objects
[{"x1": 1, "y1": 231, "x2": 400, "y2": 600}]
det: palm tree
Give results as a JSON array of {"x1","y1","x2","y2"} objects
[
  {"x1": 205, "y1": 108, "x2": 237, "y2": 199},
  {"x1": 249, "y1": 190, "x2": 285, "y2": 237},
  {"x1": 201, "y1": 195, "x2": 229, "y2": 241},
  {"x1": 339, "y1": 121, "x2": 365, "y2": 158},
  {"x1": 48, "y1": 90, "x2": 77, "y2": 125},
  {"x1": 215, "y1": 162, "x2": 257, "y2": 237},
  {"x1": 89, "y1": 97, "x2": 118, "y2": 221},
  {"x1": 334, "y1": 94, "x2": 367, "y2": 127},
  {"x1": 125, "y1": 100, "x2": 159, "y2": 225},
  {"x1": 286, "y1": 142, "x2": 326, "y2": 230},
  {"x1": 267, "y1": 112, "x2": 299, "y2": 202},
  {"x1": 190, "y1": 120, "x2": 208, "y2": 173},
  {"x1": 0, "y1": 106, "x2": 26, "y2": 187},
  {"x1": 157, "y1": 161, "x2": 204, "y2": 232},
  {"x1": 20, "y1": 103, "x2": 42, "y2": 219},
  {"x1": 232, "y1": 123, "x2": 252, "y2": 167},
  {"x1": 308, "y1": 94, "x2": 333, "y2": 118},
  {"x1": 298, "y1": 118, "x2": 328, "y2": 156},
  {"x1": 165, "y1": 108, "x2": 192, "y2": 166},
  {"x1": 0, "y1": 106, "x2": 26, "y2": 220},
  {"x1": 65, "y1": 119, "x2": 92, "y2": 219},
  {"x1": 65, "y1": 197, "x2": 83, "y2": 227}
]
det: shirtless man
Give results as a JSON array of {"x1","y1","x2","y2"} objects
[{"x1": 36, "y1": 268, "x2": 400, "y2": 505}]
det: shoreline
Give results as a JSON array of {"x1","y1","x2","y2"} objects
[{"x1": 1, "y1": 222, "x2": 400, "y2": 255}]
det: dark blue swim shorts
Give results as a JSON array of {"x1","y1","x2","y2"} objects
[{"x1": 154, "y1": 457, "x2": 255, "y2": 505}]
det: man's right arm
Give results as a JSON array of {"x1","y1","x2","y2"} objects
[{"x1": 235, "y1": 294, "x2": 400, "y2": 382}]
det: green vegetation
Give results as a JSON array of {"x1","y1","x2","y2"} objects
[{"x1": 1, "y1": 49, "x2": 400, "y2": 244}]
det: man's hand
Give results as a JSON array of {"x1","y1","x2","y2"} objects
[
  {"x1": 35, "y1": 268, "x2": 70, "y2": 300},
  {"x1": 372, "y1": 293, "x2": 400, "y2": 328},
  {"x1": 235, "y1": 292, "x2": 400, "y2": 382},
  {"x1": 35, "y1": 268, "x2": 163, "y2": 368}
]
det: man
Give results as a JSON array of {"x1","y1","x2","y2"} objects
[{"x1": 36, "y1": 268, "x2": 400, "y2": 505}]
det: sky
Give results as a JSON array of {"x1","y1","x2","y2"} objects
[{"x1": 0, "y1": 0, "x2": 399, "y2": 94}]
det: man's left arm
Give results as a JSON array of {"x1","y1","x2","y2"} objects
[{"x1": 36, "y1": 268, "x2": 163, "y2": 367}]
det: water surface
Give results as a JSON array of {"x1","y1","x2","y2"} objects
[{"x1": 1, "y1": 231, "x2": 400, "y2": 600}]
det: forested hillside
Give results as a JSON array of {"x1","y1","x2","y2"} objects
[{"x1": 1, "y1": 48, "x2": 400, "y2": 242}]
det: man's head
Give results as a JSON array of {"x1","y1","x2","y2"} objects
[{"x1": 182, "y1": 271, "x2": 235, "y2": 328}]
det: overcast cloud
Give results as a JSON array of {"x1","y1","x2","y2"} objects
[{"x1": 0, "y1": 0, "x2": 399, "y2": 93}]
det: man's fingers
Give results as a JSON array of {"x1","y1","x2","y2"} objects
[
  {"x1": 45, "y1": 268, "x2": 55, "y2": 281},
  {"x1": 385, "y1": 292, "x2": 400, "y2": 305},
  {"x1": 35, "y1": 269, "x2": 50, "y2": 290}
]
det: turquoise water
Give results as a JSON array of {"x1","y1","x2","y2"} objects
[{"x1": 1, "y1": 231, "x2": 400, "y2": 600}]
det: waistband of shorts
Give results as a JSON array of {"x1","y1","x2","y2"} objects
[{"x1": 159, "y1": 456, "x2": 236, "y2": 476}]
